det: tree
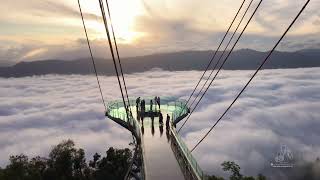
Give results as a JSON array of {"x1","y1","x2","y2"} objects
[
  {"x1": 0, "y1": 140, "x2": 132, "y2": 180},
  {"x1": 89, "y1": 153, "x2": 101, "y2": 169},
  {"x1": 207, "y1": 174, "x2": 225, "y2": 180},
  {"x1": 0, "y1": 167, "x2": 3, "y2": 179},
  {"x1": 207, "y1": 161, "x2": 267, "y2": 180},
  {"x1": 27, "y1": 156, "x2": 48, "y2": 180},
  {"x1": 48, "y1": 139, "x2": 76, "y2": 180},
  {"x1": 3, "y1": 154, "x2": 29, "y2": 180},
  {"x1": 73, "y1": 148, "x2": 87, "y2": 179},
  {"x1": 222, "y1": 161, "x2": 243, "y2": 180},
  {"x1": 93, "y1": 147, "x2": 132, "y2": 180}
]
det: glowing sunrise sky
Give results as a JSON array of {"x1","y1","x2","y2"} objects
[{"x1": 0, "y1": 0, "x2": 319, "y2": 65}]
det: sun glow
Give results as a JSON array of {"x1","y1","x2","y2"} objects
[
  {"x1": 106, "y1": 0, "x2": 144, "y2": 43},
  {"x1": 79, "y1": 0, "x2": 144, "y2": 44}
]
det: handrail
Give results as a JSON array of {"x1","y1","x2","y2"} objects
[
  {"x1": 170, "y1": 126, "x2": 204, "y2": 179},
  {"x1": 106, "y1": 97, "x2": 188, "y2": 122},
  {"x1": 169, "y1": 101, "x2": 204, "y2": 180}
]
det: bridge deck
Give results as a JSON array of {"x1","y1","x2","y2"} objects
[{"x1": 142, "y1": 117, "x2": 184, "y2": 180}]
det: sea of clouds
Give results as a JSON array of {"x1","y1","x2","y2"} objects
[{"x1": 0, "y1": 68, "x2": 319, "y2": 179}]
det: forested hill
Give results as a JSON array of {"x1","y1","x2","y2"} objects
[{"x1": 0, "y1": 49, "x2": 319, "y2": 77}]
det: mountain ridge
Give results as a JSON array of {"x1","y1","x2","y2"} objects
[{"x1": 0, "y1": 49, "x2": 319, "y2": 77}]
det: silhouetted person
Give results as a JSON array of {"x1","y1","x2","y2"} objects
[
  {"x1": 154, "y1": 96, "x2": 158, "y2": 111},
  {"x1": 166, "y1": 114, "x2": 170, "y2": 128},
  {"x1": 157, "y1": 96, "x2": 161, "y2": 109},
  {"x1": 140, "y1": 99, "x2": 145, "y2": 116},
  {"x1": 126, "y1": 106, "x2": 131, "y2": 117},
  {"x1": 143, "y1": 100, "x2": 146, "y2": 110},
  {"x1": 159, "y1": 112, "x2": 163, "y2": 125},
  {"x1": 136, "y1": 97, "x2": 140, "y2": 112},
  {"x1": 150, "y1": 99, "x2": 153, "y2": 112}
]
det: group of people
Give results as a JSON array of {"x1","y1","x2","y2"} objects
[
  {"x1": 135, "y1": 97, "x2": 145, "y2": 113},
  {"x1": 135, "y1": 96, "x2": 161, "y2": 113},
  {"x1": 135, "y1": 96, "x2": 171, "y2": 130}
]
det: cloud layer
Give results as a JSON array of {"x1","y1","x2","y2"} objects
[{"x1": 0, "y1": 68, "x2": 320, "y2": 179}]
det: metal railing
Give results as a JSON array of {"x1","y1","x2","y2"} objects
[
  {"x1": 168, "y1": 100, "x2": 189, "y2": 122},
  {"x1": 168, "y1": 100, "x2": 204, "y2": 180},
  {"x1": 170, "y1": 126, "x2": 204, "y2": 179},
  {"x1": 106, "y1": 97, "x2": 188, "y2": 121}
]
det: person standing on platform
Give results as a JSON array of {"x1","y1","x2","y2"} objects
[
  {"x1": 159, "y1": 112, "x2": 163, "y2": 125},
  {"x1": 154, "y1": 96, "x2": 158, "y2": 111},
  {"x1": 157, "y1": 96, "x2": 161, "y2": 109},
  {"x1": 142, "y1": 100, "x2": 146, "y2": 111},
  {"x1": 126, "y1": 105, "x2": 132, "y2": 118},
  {"x1": 140, "y1": 99, "x2": 143, "y2": 111},
  {"x1": 136, "y1": 97, "x2": 140, "y2": 112},
  {"x1": 142, "y1": 99, "x2": 146, "y2": 117},
  {"x1": 150, "y1": 99, "x2": 153, "y2": 112}
]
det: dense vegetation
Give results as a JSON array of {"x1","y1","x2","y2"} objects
[
  {"x1": 0, "y1": 140, "x2": 265, "y2": 180},
  {"x1": 0, "y1": 140, "x2": 132, "y2": 180},
  {"x1": 2, "y1": 139, "x2": 318, "y2": 180},
  {"x1": 207, "y1": 161, "x2": 266, "y2": 180},
  {"x1": 0, "y1": 139, "x2": 265, "y2": 180}
]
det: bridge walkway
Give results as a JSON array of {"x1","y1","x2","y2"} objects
[{"x1": 141, "y1": 116, "x2": 184, "y2": 180}]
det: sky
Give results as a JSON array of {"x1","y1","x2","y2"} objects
[
  {"x1": 0, "y1": 68, "x2": 319, "y2": 179},
  {"x1": 0, "y1": 0, "x2": 319, "y2": 66}
]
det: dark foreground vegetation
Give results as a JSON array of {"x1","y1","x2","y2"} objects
[
  {"x1": 1, "y1": 139, "x2": 318, "y2": 180},
  {"x1": 207, "y1": 161, "x2": 266, "y2": 180},
  {"x1": 0, "y1": 140, "x2": 132, "y2": 180},
  {"x1": 0, "y1": 139, "x2": 266, "y2": 180}
]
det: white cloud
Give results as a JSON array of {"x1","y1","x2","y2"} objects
[{"x1": 0, "y1": 68, "x2": 320, "y2": 179}]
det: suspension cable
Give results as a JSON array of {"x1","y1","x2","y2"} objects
[
  {"x1": 178, "y1": 0, "x2": 263, "y2": 133},
  {"x1": 105, "y1": 0, "x2": 132, "y2": 110},
  {"x1": 191, "y1": 0, "x2": 310, "y2": 152},
  {"x1": 185, "y1": 0, "x2": 247, "y2": 107},
  {"x1": 77, "y1": 0, "x2": 107, "y2": 112},
  {"x1": 189, "y1": 0, "x2": 254, "y2": 109},
  {"x1": 98, "y1": 0, "x2": 130, "y2": 119}
]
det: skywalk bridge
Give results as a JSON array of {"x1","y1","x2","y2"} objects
[
  {"x1": 77, "y1": 0, "x2": 311, "y2": 178},
  {"x1": 106, "y1": 97, "x2": 205, "y2": 180}
]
